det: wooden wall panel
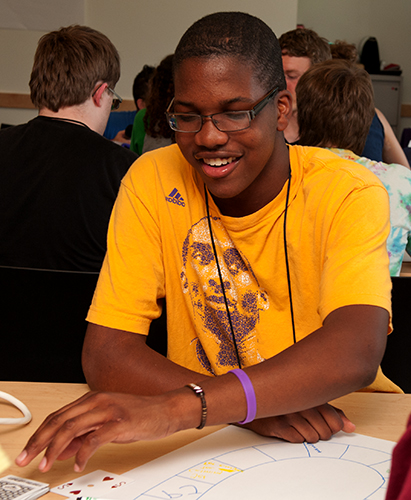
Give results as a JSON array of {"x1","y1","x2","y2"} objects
[{"x1": 0, "y1": 93, "x2": 135, "y2": 111}]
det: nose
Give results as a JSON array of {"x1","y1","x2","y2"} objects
[{"x1": 194, "y1": 116, "x2": 229, "y2": 149}]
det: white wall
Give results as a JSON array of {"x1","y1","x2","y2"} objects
[
  {"x1": 85, "y1": 0, "x2": 297, "y2": 99},
  {"x1": 297, "y1": 0, "x2": 411, "y2": 134},
  {"x1": 0, "y1": 0, "x2": 297, "y2": 125},
  {"x1": 2, "y1": 0, "x2": 410, "y2": 132},
  {"x1": 0, "y1": 29, "x2": 43, "y2": 124}
]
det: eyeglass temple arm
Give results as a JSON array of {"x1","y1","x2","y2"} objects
[
  {"x1": 166, "y1": 97, "x2": 175, "y2": 113},
  {"x1": 252, "y1": 87, "x2": 279, "y2": 116}
]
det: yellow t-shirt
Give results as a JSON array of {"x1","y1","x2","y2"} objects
[{"x1": 87, "y1": 144, "x2": 397, "y2": 391}]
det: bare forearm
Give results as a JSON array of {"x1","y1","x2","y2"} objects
[
  {"x1": 383, "y1": 137, "x2": 410, "y2": 168},
  {"x1": 84, "y1": 304, "x2": 387, "y2": 420},
  {"x1": 201, "y1": 305, "x2": 387, "y2": 423},
  {"x1": 377, "y1": 108, "x2": 410, "y2": 168},
  {"x1": 82, "y1": 323, "x2": 209, "y2": 395},
  {"x1": 18, "y1": 305, "x2": 387, "y2": 472}
]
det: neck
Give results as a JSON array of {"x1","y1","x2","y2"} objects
[
  {"x1": 211, "y1": 143, "x2": 291, "y2": 217},
  {"x1": 283, "y1": 111, "x2": 299, "y2": 144},
  {"x1": 38, "y1": 102, "x2": 101, "y2": 133}
]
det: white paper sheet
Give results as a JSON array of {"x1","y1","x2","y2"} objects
[{"x1": 106, "y1": 427, "x2": 395, "y2": 500}]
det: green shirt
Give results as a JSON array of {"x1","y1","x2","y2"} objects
[{"x1": 130, "y1": 108, "x2": 147, "y2": 156}]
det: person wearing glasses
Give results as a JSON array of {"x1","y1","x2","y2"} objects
[
  {"x1": 16, "y1": 12, "x2": 398, "y2": 473},
  {"x1": 0, "y1": 25, "x2": 137, "y2": 272}
]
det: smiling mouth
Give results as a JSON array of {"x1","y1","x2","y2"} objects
[{"x1": 201, "y1": 156, "x2": 238, "y2": 167}]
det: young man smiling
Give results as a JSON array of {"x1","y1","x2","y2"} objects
[{"x1": 17, "y1": 12, "x2": 397, "y2": 473}]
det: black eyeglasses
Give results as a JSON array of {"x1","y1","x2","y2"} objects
[
  {"x1": 92, "y1": 84, "x2": 122, "y2": 110},
  {"x1": 166, "y1": 86, "x2": 279, "y2": 133},
  {"x1": 107, "y1": 87, "x2": 122, "y2": 111}
]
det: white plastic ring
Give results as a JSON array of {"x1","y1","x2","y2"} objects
[{"x1": 0, "y1": 391, "x2": 32, "y2": 425}]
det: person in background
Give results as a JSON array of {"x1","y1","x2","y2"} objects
[
  {"x1": 297, "y1": 59, "x2": 411, "y2": 276},
  {"x1": 130, "y1": 54, "x2": 174, "y2": 156},
  {"x1": 330, "y1": 40, "x2": 410, "y2": 169},
  {"x1": 133, "y1": 64, "x2": 156, "y2": 112},
  {"x1": 280, "y1": 28, "x2": 409, "y2": 169},
  {"x1": 16, "y1": 12, "x2": 397, "y2": 474},
  {"x1": 279, "y1": 28, "x2": 331, "y2": 144},
  {"x1": 104, "y1": 64, "x2": 155, "y2": 145},
  {"x1": 0, "y1": 25, "x2": 137, "y2": 272},
  {"x1": 330, "y1": 39, "x2": 358, "y2": 62}
]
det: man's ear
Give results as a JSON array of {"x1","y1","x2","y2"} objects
[
  {"x1": 92, "y1": 82, "x2": 107, "y2": 108},
  {"x1": 276, "y1": 90, "x2": 292, "y2": 132}
]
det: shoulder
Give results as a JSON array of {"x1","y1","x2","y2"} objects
[
  {"x1": 122, "y1": 144, "x2": 197, "y2": 197},
  {"x1": 339, "y1": 150, "x2": 411, "y2": 188},
  {"x1": 78, "y1": 126, "x2": 138, "y2": 164},
  {"x1": 0, "y1": 117, "x2": 137, "y2": 166},
  {"x1": 133, "y1": 108, "x2": 147, "y2": 126},
  {"x1": 289, "y1": 145, "x2": 387, "y2": 190},
  {"x1": 98, "y1": 138, "x2": 138, "y2": 163},
  {"x1": 0, "y1": 121, "x2": 31, "y2": 140},
  {"x1": 131, "y1": 141, "x2": 184, "y2": 163},
  {"x1": 365, "y1": 160, "x2": 411, "y2": 198},
  {"x1": 125, "y1": 144, "x2": 187, "y2": 180},
  {"x1": 116, "y1": 144, "x2": 202, "y2": 222}
]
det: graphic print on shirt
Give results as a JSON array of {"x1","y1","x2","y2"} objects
[{"x1": 181, "y1": 216, "x2": 269, "y2": 374}]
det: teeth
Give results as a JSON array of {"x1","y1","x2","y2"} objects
[{"x1": 203, "y1": 157, "x2": 236, "y2": 167}]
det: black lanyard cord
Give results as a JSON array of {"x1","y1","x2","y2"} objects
[
  {"x1": 204, "y1": 184, "x2": 242, "y2": 369},
  {"x1": 204, "y1": 168, "x2": 296, "y2": 370}
]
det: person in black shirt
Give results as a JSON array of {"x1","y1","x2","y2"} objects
[{"x1": 0, "y1": 25, "x2": 137, "y2": 272}]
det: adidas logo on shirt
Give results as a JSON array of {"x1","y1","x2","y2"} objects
[{"x1": 166, "y1": 188, "x2": 185, "y2": 207}]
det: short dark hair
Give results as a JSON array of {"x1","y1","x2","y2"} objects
[
  {"x1": 279, "y1": 28, "x2": 331, "y2": 65},
  {"x1": 29, "y1": 25, "x2": 120, "y2": 112},
  {"x1": 132, "y1": 64, "x2": 155, "y2": 107},
  {"x1": 173, "y1": 11, "x2": 286, "y2": 92},
  {"x1": 296, "y1": 59, "x2": 375, "y2": 155}
]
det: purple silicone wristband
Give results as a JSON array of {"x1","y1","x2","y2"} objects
[{"x1": 229, "y1": 368, "x2": 257, "y2": 424}]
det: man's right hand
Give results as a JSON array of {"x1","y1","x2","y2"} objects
[{"x1": 15, "y1": 389, "x2": 194, "y2": 473}]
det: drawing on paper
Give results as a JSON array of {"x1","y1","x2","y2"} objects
[{"x1": 133, "y1": 440, "x2": 392, "y2": 500}]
